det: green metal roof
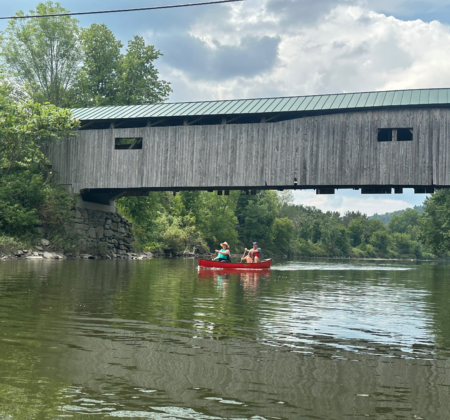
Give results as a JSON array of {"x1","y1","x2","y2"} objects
[{"x1": 71, "y1": 88, "x2": 450, "y2": 121}]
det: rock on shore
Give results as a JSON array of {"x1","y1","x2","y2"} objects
[{"x1": 0, "y1": 248, "x2": 154, "y2": 261}]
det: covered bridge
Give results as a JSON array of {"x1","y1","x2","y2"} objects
[{"x1": 43, "y1": 88, "x2": 450, "y2": 205}]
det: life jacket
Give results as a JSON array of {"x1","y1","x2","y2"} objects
[{"x1": 252, "y1": 248, "x2": 261, "y2": 260}]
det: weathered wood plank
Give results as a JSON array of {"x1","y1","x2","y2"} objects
[{"x1": 43, "y1": 109, "x2": 450, "y2": 194}]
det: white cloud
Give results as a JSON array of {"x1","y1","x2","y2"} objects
[{"x1": 159, "y1": 2, "x2": 450, "y2": 102}]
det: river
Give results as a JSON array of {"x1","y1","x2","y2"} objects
[{"x1": 0, "y1": 258, "x2": 449, "y2": 419}]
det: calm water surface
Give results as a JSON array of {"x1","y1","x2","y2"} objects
[{"x1": 0, "y1": 258, "x2": 449, "y2": 419}]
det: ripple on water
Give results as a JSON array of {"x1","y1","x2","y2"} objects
[
  {"x1": 258, "y1": 263, "x2": 436, "y2": 358},
  {"x1": 272, "y1": 261, "x2": 414, "y2": 271},
  {"x1": 1, "y1": 258, "x2": 449, "y2": 420}
]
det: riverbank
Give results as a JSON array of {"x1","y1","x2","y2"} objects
[
  {"x1": 0, "y1": 250, "x2": 154, "y2": 261},
  {"x1": 0, "y1": 248, "x2": 439, "y2": 262}
]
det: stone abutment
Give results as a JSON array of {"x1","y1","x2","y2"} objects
[{"x1": 72, "y1": 207, "x2": 134, "y2": 257}]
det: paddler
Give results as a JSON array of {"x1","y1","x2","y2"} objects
[
  {"x1": 241, "y1": 242, "x2": 261, "y2": 263},
  {"x1": 213, "y1": 242, "x2": 231, "y2": 262}
]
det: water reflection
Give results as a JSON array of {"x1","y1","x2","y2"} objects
[
  {"x1": 0, "y1": 258, "x2": 450, "y2": 419},
  {"x1": 197, "y1": 268, "x2": 271, "y2": 295}
]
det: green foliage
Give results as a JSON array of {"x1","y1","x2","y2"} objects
[
  {"x1": 272, "y1": 217, "x2": 294, "y2": 255},
  {"x1": 279, "y1": 201, "x2": 428, "y2": 259},
  {"x1": 37, "y1": 182, "x2": 78, "y2": 250},
  {"x1": 118, "y1": 191, "x2": 237, "y2": 253},
  {"x1": 158, "y1": 214, "x2": 204, "y2": 253},
  {"x1": 388, "y1": 208, "x2": 420, "y2": 234},
  {"x1": 341, "y1": 210, "x2": 365, "y2": 227},
  {"x1": 320, "y1": 221, "x2": 350, "y2": 256},
  {"x1": 236, "y1": 191, "x2": 279, "y2": 250},
  {"x1": 0, "y1": 235, "x2": 25, "y2": 252},
  {"x1": 419, "y1": 189, "x2": 450, "y2": 256},
  {"x1": 1, "y1": 2, "x2": 171, "y2": 107},
  {"x1": 0, "y1": 100, "x2": 78, "y2": 174},
  {"x1": 193, "y1": 191, "x2": 239, "y2": 250},
  {"x1": 74, "y1": 28, "x2": 171, "y2": 107},
  {"x1": 115, "y1": 36, "x2": 172, "y2": 105},
  {"x1": 0, "y1": 171, "x2": 77, "y2": 245},
  {"x1": 1, "y1": 1, "x2": 81, "y2": 106},
  {"x1": 370, "y1": 230, "x2": 390, "y2": 252},
  {"x1": 370, "y1": 205, "x2": 424, "y2": 224},
  {"x1": 0, "y1": 173, "x2": 43, "y2": 237},
  {"x1": 347, "y1": 217, "x2": 384, "y2": 247},
  {"x1": 0, "y1": 99, "x2": 79, "y2": 248},
  {"x1": 119, "y1": 188, "x2": 429, "y2": 259},
  {"x1": 116, "y1": 193, "x2": 165, "y2": 251},
  {"x1": 74, "y1": 23, "x2": 123, "y2": 107}
]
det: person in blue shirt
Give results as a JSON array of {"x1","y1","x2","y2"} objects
[{"x1": 213, "y1": 242, "x2": 231, "y2": 262}]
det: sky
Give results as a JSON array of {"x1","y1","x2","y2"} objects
[{"x1": 2, "y1": 0, "x2": 450, "y2": 215}]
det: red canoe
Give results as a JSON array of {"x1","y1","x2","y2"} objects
[{"x1": 198, "y1": 258, "x2": 272, "y2": 270}]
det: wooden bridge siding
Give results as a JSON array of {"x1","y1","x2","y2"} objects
[{"x1": 43, "y1": 109, "x2": 450, "y2": 192}]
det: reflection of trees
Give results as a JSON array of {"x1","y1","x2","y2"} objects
[
  {"x1": 113, "y1": 261, "x2": 274, "y2": 339},
  {"x1": 0, "y1": 261, "x2": 73, "y2": 418},
  {"x1": 419, "y1": 263, "x2": 450, "y2": 351},
  {"x1": 0, "y1": 260, "x2": 138, "y2": 418}
]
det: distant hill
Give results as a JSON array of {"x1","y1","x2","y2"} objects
[{"x1": 369, "y1": 205, "x2": 424, "y2": 225}]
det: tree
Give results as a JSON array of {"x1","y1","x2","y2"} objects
[
  {"x1": 341, "y1": 210, "x2": 366, "y2": 227},
  {"x1": 370, "y1": 230, "x2": 390, "y2": 252},
  {"x1": 0, "y1": 100, "x2": 78, "y2": 243},
  {"x1": 74, "y1": 24, "x2": 122, "y2": 107},
  {"x1": 236, "y1": 191, "x2": 279, "y2": 250},
  {"x1": 320, "y1": 220, "x2": 350, "y2": 255},
  {"x1": 0, "y1": 101, "x2": 78, "y2": 174},
  {"x1": 272, "y1": 217, "x2": 294, "y2": 254},
  {"x1": 348, "y1": 217, "x2": 384, "y2": 247},
  {"x1": 1, "y1": 2, "x2": 81, "y2": 106},
  {"x1": 419, "y1": 190, "x2": 450, "y2": 256},
  {"x1": 277, "y1": 190, "x2": 294, "y2": 207},
  {"x1": 388, "y1": 208, "x2": 420, "y2": 235},
  {"x1": 392, "y1": 233, "x2": 416, "y2": 256},
  {"x1": 2, "y1": 4, "x2": 171, "y2": 107},
  {"x1": 73, "y1": 31, "x2": 171, "y2": 107},
  {"x1": 115, "y1": 36, "x2": 172, "y2": 105},
  {"x1": 194, "y1": 191, "x2": 239, "y2": 251}
]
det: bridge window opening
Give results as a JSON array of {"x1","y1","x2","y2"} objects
[
  {"x1": 115, "y1": 138, "x2": 143, "y2": 150},
  {"x1": 397, "y1": 128, "x2": 413, "y2": 141},
  {"x1": 377, "y1": 129, "x2": 392, "y2": 142}
]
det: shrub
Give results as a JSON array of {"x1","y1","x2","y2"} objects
[
  {"x1": 0, "y1": 235, "x2": 25, "y2": 252},
  {"x1": 0, "y1": 171, "x2": 78, "y2": 249}
]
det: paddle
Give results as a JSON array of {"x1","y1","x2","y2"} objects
[{"x1": 241, "y1": 249, "x2": 248, "y2": 263}]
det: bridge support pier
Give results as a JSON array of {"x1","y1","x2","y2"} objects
[
  {"x1": 61, "y1": 185, "x2": 118, "y2": 213},
  {"x1": 62, "y1": 185, "x2": 135, "y2": 256}
]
